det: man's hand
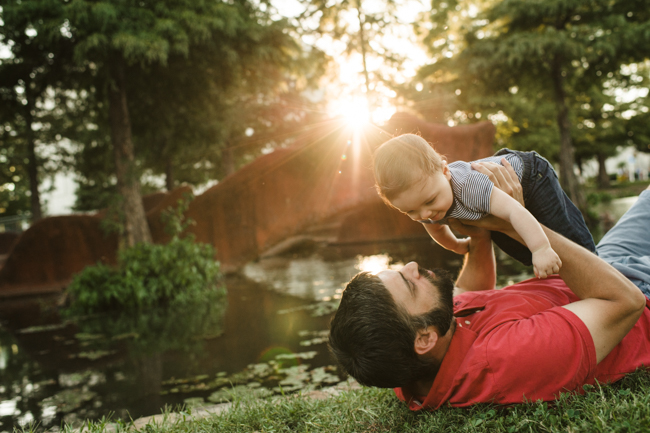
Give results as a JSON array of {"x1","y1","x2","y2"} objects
[
  {"x1": 451, "y1": 237, "x2": 470, "y2": 255},
  {"x1": 531, "y1": 245, "x2": 562, "y2": 279},
  {"x1": 449, "y1": 218, "x2": 496, "y2": 295},
  {"x1": 447, "y1": 218, "x2": 490, "y2": 241},
  {"x1": 472, "y1": 158, "x2": 524, "y2": 206},
  {"x1": 455, "y1": 214, "x2": 518, "y2": 240}
]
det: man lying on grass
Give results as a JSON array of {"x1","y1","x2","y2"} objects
[{"x1": 329, "y1": 163, "x2": 650, "y2": 410}]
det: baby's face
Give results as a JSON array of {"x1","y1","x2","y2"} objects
[{"x1": 390, "y1": 166, "x2": 453, "y2": 223}]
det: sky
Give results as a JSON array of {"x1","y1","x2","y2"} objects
[{"x1": 272, "y1": 0, "x2": 431, "y2": 123}]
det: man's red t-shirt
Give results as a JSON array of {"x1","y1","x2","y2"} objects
[{"x1": 394, "y1": 276, "x2": 650, "y2": 410}]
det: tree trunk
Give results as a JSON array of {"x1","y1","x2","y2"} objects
[
  {"x1": 222, "y1": 144, "x2": 235, "y2": 177},
  {"x1": 355, "y1": 0, "x2": 371, "y2": 96},
  {"x1": 165, "y1": 157, "x2": 175, "y2": 191},
  {"x1": 550, "y1": 56, "x2": 586, "y2": 210},
  {"x1": 108, "y1": 59, "x2": 152, "y2": 246},
  {"x1": 24, "y1": 91, "x2": 42, "y2": 222},
  {"x1": 597, "y1": 152, "x2": 611, "y2": 189}
]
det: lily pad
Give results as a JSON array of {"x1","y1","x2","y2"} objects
[
  {"x1": 183, "y1": 397, "x2": 207, "y2": 408},
  {"x1": 275, "y1": 351, "x2": 317, "y2": 360},
  {"x1": 40, "y1": 388, "x2": 97, "y2": 413},
  {"x1": 310, "y1": 366, "x2": 340, "y2": 385},
  {"x1": 76, "y1": 350, "x2": 117, "y2": 360},
  {"x1": 18, "y1": 323, "x2": 68, "y2": 334}
]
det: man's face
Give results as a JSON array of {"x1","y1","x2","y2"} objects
[
  {"x1": 389, "y1": 166, "x2": 454, "y2": 223},
  {"x1": 377, "y1": 261, "x2": 450, "y2": 317}
]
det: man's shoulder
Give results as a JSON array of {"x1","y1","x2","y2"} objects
[
  {"x1": 454, "y1": 277, "x2": 573, "y2": 302},
  {"x1": 453, "y1": 277, "x2": 578, "y2": 328}
]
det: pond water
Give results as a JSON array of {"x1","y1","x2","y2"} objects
[{"x1": 0, "y1": 194, "x2": 639, "y2": 432}]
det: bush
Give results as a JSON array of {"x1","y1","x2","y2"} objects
[
  {"x1": 66, "y1": 195, "x2": 224, "y2": 315},
  {"x1": 586, "y1": 191, "x2": 613, "y2": 206}
]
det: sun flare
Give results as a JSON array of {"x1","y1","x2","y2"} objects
[
  {"x1": 337, "y1": 96, "x2": 371, "y2": 129},
  {"x1": 356, "y1": 254, "x2": 403, "y2": 275}
]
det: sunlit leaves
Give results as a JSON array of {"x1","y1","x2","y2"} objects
[{"x1": 417, "y1": 0, "x2": 650, "y2": 164}]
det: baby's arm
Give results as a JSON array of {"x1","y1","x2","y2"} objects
[
  {"x1": 489, "y1": 188, "x2": 562, "y2": 278},
  {"x1": 423, "y1": 223, "x2": 470, "y2": 255}
]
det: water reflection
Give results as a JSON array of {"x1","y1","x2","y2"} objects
[
  {"x1": 356, "y1": 254, "x2": 403, "y2": 274},
  {"x1": 244, "y1": 239, "x2": 462, "y2": 302},
  {"x1": 243, "y1": 256, "x2": 356, "y2": 301}
]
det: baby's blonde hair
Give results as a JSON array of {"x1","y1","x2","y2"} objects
[{"x1": 373, "y1": 134, "x2": 445, "y2": 203}]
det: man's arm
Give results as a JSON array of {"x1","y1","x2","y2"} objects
[
  {"x1": 479, "y1": 216, "x2": 646, "y2": 363},
  {"x1": 466, "y1": 160, "x2": 646, "y2": 363},
  {"x1": 448, "y1": 219, "x2": 496, "y2": 296}
]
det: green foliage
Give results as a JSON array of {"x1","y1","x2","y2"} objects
[
  {"x1": 67, "y1": 193, "x2": 223, "y2": 314},
  {"x1": 415, "y1": 0, "x2": 650, "y2": 173},
  {"x1": 0, "y1": 1, "x2": 80, "y2": 219},
  {"x1": 297, "y1": 0, "x2": 406, "y2": 108},
  {"x1": 67, "y1": 235, "x2": 222, "y2": 315},
  {"x1": 0, "y1": 144, "x2": 31, "y2": 217},
  {"x1": 160, "y1": 192, "x2": 195, "y2": 237},
  {"x1": 586, "y1": 190, "x2": 613, "y2": 206}
]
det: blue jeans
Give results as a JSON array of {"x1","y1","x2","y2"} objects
[
  {"x1": 597, "y1": 190, "x2": 650, "y2": 298},
  {"x1": 490, "y1": 149, "x2": 596, "y2": 266}
]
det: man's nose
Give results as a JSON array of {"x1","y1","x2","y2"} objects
[
  {"x1": 420, "y1": 209, "x2": 432, "y2": 219},
  {"x1": 402, "y1": 261, "x2": 419, "y2": 276}
]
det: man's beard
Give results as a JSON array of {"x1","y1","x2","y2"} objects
[
  {"x1": 406, "y1": 267, "x2": 457, "y2": 384},
  {"x1": 416, "y1": 267, "x2": 455, "y2": 336}
]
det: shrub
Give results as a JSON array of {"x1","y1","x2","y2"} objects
[{"x1": 66, "y1": 195, "x2": 224, "y2": 315}]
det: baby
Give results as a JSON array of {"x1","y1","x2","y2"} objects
[{"x1": 374, "y1": 134, "x2": 596, "y2": 278}]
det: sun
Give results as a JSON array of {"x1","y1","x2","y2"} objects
[{"x1": 336, "y1": 96, "x2": 371, "y2": 129}]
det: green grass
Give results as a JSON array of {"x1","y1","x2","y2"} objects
[
  {"x1": 36, "y1": 369, "x2": 650, "y2": 433},
  {"x1": 586, "y1": 180, "x2": 650, "y2": 201}
]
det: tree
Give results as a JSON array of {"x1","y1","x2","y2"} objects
[
  {"x1": 128, "y1": 16, "x2": 325, "y2": 188},
  {"x1": 2, "y1": 0, "x2": 310, "y2": 246},
  {"x1": 622, "y1": 62, "x2": 650, "y2": 156},
  {"x1": 67, "y1": 0, "x2": 298, "y2": 246},
  {"x1": 297, "y1": 0, "x2": 411, "y2": 111},
  {"x1": 0, "y1": 2, "x2": 78, "y2": 221},
  {"x1": 418, "y1": 0, "x2": 650, "y2": 208},
  {"x1": 0, "y1": 127, "x2": 31, "y2": 218}
]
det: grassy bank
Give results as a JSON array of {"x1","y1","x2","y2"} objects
[
  {"x1": 41, "y1": 369, "x2": 650, "y2": 433},
  {"x1": 586, "y1": 179, "x2": 650, "y2": 203}
]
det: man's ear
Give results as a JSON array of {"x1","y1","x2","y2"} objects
[{"x1": 414, "y1": 326, "x2": 439, "y2": 356}]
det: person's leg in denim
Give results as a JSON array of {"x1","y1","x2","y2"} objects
[
  {"x1": 597, "y1": 188, "x2": 650, "y2": 298},
  {"x1": 490, "y1": 150, "x2": 596, "y2": 266}
]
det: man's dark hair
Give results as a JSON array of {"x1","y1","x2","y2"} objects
[{"x1": 328, "y1": 269, "x2": 454, "y2": 388}]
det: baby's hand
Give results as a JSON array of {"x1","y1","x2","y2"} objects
[
  {"x1": 451, "y1": 238, "x2": 470, "y2": 255},
  {"x1": 532, "y1": 246, "x2": 562, "y2": 278}
]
